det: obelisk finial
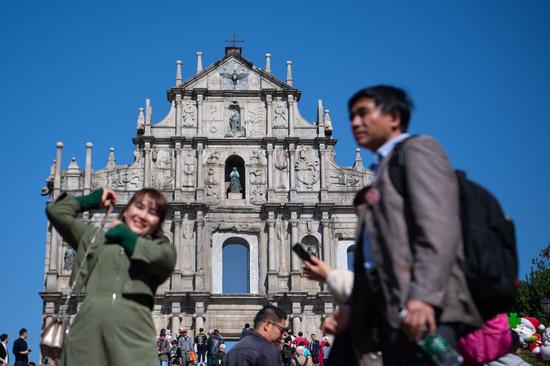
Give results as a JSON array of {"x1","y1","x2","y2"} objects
[
  {"x1": 196, "y1": 52, "x2": 203, "y2": 74},
  {"x1": 265, "y1": 53, "x2": 271, "y2": 74},
  {"x1": 176, "y1": 60, "x2": 182, "y2": 85},
  {"x1": 286, "y1": 61, "x2": 293, "y2": 86}
]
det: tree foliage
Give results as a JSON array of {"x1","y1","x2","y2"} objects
[{"x1": 512, "y1": 243, "x2": 550, "y2": 324}]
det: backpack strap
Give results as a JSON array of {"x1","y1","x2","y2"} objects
[{"x1": 388, "y1": 135, "x2": 419, "y2": 196}]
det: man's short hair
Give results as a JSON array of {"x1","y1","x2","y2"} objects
[
  {"x1": 244, "y1": 323, "x2": 250, "y2": 328},
  {"x1": 199, "y1": 327, "x2": 204, "y2": 332},
  {"x1": 348, "y1": 85, "x2": 414, "y2": 132},
  {"x1": 19, "y1": 328, "x2": 27, "y2": 336},
  {"x1": 253, "y1": 305, "x2": 287, "y2": 329},
  {"x1": 0, "y1": 334, "x2": 7, "y2": 341},
  {"x1": 298, "y1": 331, "x2": 303, "y2": 337}
]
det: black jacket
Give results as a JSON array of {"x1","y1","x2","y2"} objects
[
  {"x1": 224, "y1": 331, "x2": 281, "y2": 366},
  {"x1": 208, "y1": 333, "x2": 224, "y2": 355}
]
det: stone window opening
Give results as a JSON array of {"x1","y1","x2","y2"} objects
[
  {"x1": 347, "y1": 245, "x2": 356, "y2": 271},
  {"x1": 222, "y1": 237, "x2": 250, "y2": 294}
]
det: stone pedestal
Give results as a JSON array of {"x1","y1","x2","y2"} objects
[
  {"x1": 267, "y1": 271, "x2": 278, "y2": 293},
  {"x1": 228, "y1": 192, "x2": 243, "y2": 200},
  {"x1": 182, "y1": 273, "x2": 194, "y2": 291}
]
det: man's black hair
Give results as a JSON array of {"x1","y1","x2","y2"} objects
[
  {"x1": 19, "y1": 328, "x2": 27, "y2": 336},
  {"x1": 199, "y1": 327, "x2": 204, "y2": 332},
  {"x1": 244, "y1": 323, "x2": 250, "y2": 328},
  {"x1": 253, "y1": 305, "x2": 287, "y2": 329},
  {"x1": 298, "y1": 331, "x2": 303, "y2": 337},
  {"x1": 348, "y1": 85, "x2": 414, "y2": 132},
  {"x1": 0, "y1": 334, "x2": 7, "y2": 341}
]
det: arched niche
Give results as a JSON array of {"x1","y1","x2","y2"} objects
[
  {"x1": 301, "y1": 235, "x2": 320, "y2": 258},
  {"x1": 211, "y1": 232, "x2": 259, "y2": 294},
  {"x1": 225, "y1": 155, "x2": 245, "y2": 198}
]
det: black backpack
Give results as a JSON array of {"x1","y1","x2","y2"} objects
[{"x1": 388, "y1": 136, "x2": 518, "y2": 320}]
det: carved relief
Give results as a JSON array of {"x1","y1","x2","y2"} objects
[
  {"x1": 208, "y1": 73, "x2": 220, "y2": 89},
  {"x1": 249, "y1": 168, "x2": 265, "y2": 184},
  {"x1": 273, "y1": 102, "x2": 287, "y2": 128},
  {"x1": 245, "y1": 105, "x2": 265, "y2": 137},
  {"x1": 249, "y1": 73, "x2": 260, "y2": 90},
  {"x1": 249, "y1": 150, "x2": 266, "y2": 166},
  {"x1": 206, "y1": 103, "x2": 222, "y2": 134},
  {"x1": 274, "y1": 147, "x2": 288, "y2": 189},
  {"x1": 250, "y1": 185, "x2": 266, "y2": 205},
  {"x1": 328, "y1": 170, "x2": 361, "y2": 188},
  {"x1": 211, "y1": 222, "x2": 263, "y2": 233},
  {"x1": 276, "y1": 219, "x2": 289, "y2": 273},
  {"x1": 205, "y1": 167, "x2": 219, "y2": 201},
  {"x1": 295, "y1": 147, "x2": 320, "y2": 187},
  {"x1": 63, "y1": 246, "x2": 75, "y2": 271},
  {"x1": 152, "y1": 149, "x2": 174, "y2": 190},
  {"x1": 91, "y1": 173, "x2": 106, "y2": 188},
  {"x1": 126, "y1": 168, "x2": 142, "y2": 190},
  {"x1": 206, "y1": 151, "x2": 221, "y2": 165},
  {"x1": 108, "y1": 169, "x2": 128, "y2": 190},
  {"x1": 219, "y1": 62, "x2": 249, "y2": 90},
  {"x1": 182, "y1": 101, "x2": 196, "y2": 127},
  {"x1": 182, "y1": 151, "x2": 195, "y2": 187}
]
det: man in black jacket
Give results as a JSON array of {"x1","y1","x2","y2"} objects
[
  {"x1": 224, "y1": 305, "x2": 287, "y2": 366},
  {"x1": 12, "y1": 328, "x2": 30, "y2": 366},
  {"x1": 0, "y1": 334, "x2": 9, "y2": 365},
  {"x1": 207, "y1": 329, "x2": 224, "y2": 366}
]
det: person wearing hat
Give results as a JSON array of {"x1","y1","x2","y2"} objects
[
  {"x1": 46, "y1": 187, "x2": 176, "y2": 366},
  {"x1": 177, "y1": 329, "x2": 193, "y2": 365}
]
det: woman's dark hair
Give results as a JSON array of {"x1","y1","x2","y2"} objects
[
  {"x1": 122, "y1": 188, "x2": 168, "y2": 238},
  {"x1": 348, "y1": 85, "x2": 414, "y2": 132}
]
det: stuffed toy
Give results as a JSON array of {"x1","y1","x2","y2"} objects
[{"x1": 539, "y1": 328, "x2": 550, "y2": 363}]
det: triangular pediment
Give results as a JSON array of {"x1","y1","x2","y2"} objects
[{"x1": 176, "y1": 52, "x2": 293, "y2": 92}]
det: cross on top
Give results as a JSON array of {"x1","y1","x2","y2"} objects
[{"x1": 224, "y1": 33, "x2": 245, "y2": 47}]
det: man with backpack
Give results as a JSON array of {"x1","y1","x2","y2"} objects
[{"x1": 328, "y1": 85, "x2": 488, "y2": 365}]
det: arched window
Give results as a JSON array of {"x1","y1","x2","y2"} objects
[
  {"x1": 225, "y1": 155, "x2": 245, "y2": 198},
  {"x1": 347, "y1": 245, "x2": 356, "y2": 271},
  {"x1": 222, "y1": 237, "x2": 250, "y2": 294},
  {"x1": 301, "y1": 235, "x2": 319, "y2": 258}
]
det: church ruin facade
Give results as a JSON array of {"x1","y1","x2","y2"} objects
[{"x1": 41, "y1": 46, "x2": 373, "y2": 339}]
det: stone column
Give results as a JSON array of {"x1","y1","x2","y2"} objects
[
  {"x1": 290, "y1": 212, "x2": 300, "y2": 291},
  {"x1": 144, "y1": 142, "x2": 152, "y2": 187},
  {"x1": 319, "y1": 143, "x2": 328, "y2": 201},
  {"x1": 267, "y1": 214, "x2": 277, "y2": 293},
  {"x1": 292, "y1": 316, "x2": 301, "y2": 334},
  {"x1": 171, "y1": 302, "x2": 181, "y2": 335},
  {"x1": 171, "y1": 211, "x2": 182, "y2": 290},
  {"x1": 196, "y1": 94, "x2": 204, "y2": 135},
  {"x1": 196, "y1": 143, "x2": 204, "y2": 201},
  {"x1": 266, "y1": 94, "x2": 273, "y2": 137},
  {"x1": 321, "y1": 212, "x2": 332, "y2": 267},
  {"x1": 288, "y1": 95, "x2": 295, "y2": 137},
  {"x1": 288, "y1": 143, "x2": 297, "y2": 201},
  {"x1": 84, "y1": 142, "x2": 92, "y2": 194},
  {"x1": 195, "y1": 210, "x2": 205, "y2": 290},
  {"x1": 266, "y1": 143, "x2": 274, "y2": 201},
  {"x1": 181, "y1": 214, "x2": 195, "y2": 290},
  {"x1": 53, "y1": 142, "x2": 63, "y2": 199},
  {"x1": 145, "y1": 99, "x2": 152, "y2": 136},
  {"x1": 175, "y1": 94, "x2": 182, "y2": 136},
  {"x1": 174, "y1": 143, "x2": 182, "y2": 200},
  {"x1": 195, "y1": 314, "x2": 204, "y2": 333}
]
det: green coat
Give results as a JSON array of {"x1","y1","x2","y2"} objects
[{"x1": 45, "y1": 192, "x2": 177, "y2": 366}]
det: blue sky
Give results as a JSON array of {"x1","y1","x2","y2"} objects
[{"x1": 1, "y1": 0, "x2": 548, "y2": 360}]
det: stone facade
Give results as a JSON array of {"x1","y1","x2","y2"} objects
[{"x1": 40, "y1": 47, "x2": 374, "y2": 339}]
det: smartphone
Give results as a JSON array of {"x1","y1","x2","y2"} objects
[{"x1": 292, "y1": 243, "x2": 312, "y2": 262}]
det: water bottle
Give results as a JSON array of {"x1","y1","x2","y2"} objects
[
  {"x1": 399, "y1": 308, "x2": 464, "y2": 366},
  {"x1": 417, "y1": 332, "x2": 464, "y2": 366}
]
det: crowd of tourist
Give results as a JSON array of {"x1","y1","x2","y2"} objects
[{"x1": 155, "y1": 327, "x2": 226, "y2": 366}]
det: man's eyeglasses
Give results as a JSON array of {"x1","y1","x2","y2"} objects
[
  {"x1": 268, "y1": 321, "x2": 286, "y2": 333},
  {"x1": 349, "y1": 107, "x2": 370, "y2": 121}
]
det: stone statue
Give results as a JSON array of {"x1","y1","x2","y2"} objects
[
  {"x1": 229, "y1": 167, "x2": 242, "y2": 193},
  {"x1": 229, "y1": 110, "x2": 240, "y2": 135},
  {"x1": 64, "y1": 247, "x2": 76, "y2": 271}
]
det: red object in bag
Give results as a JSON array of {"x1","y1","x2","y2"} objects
[{"x1": 457, "y1": 313, "x2": 512, "y2": 365}]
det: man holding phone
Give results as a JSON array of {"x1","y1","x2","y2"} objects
[
  {"x1": 12, "y1": 328, "x2": 30, "y2": 366},
  {"x1": 321, "y1": 86, "x2": 482, "y2": 365}
]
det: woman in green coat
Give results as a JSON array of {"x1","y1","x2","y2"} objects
[{"x1": 46, "y1": 187, "x2": 176, "y2": 366}]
